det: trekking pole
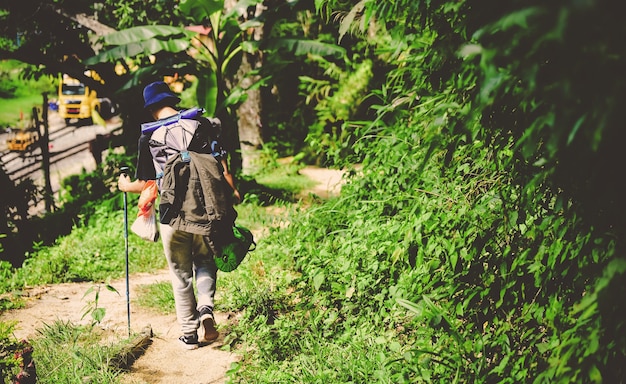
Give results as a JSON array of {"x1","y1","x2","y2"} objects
[{"x1": 120, "y1": 166, "x2": 131, "y2": 336}]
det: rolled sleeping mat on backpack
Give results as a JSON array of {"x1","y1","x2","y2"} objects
[{"x1": 141, "y1": 106, "x2": 205, "y2": 134}]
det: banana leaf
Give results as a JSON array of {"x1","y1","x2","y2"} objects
[{"x1": 84, "y1": 38, "x2": 191, "y2": 65}]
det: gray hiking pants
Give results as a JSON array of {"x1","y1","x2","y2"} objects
[{"x1": 160, "y1": 224, "x2": 217, "y2": 336}]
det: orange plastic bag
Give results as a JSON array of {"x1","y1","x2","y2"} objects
[
  {"x1": 137, "y1": 180, "x2": 158, "y2": 218},
  {"x1": 131, "y1": 180, "x2": 159, "y2": 242}
]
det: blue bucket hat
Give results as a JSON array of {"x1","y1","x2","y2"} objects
[{"x1": 143, "y1": 81, "x2": 181, "y2": 109}]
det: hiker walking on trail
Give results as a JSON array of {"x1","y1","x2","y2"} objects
[{"x1": 117, "y1": 80, "x2": 241, "y2": 350}]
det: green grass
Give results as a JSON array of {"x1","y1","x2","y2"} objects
[
  {"x1": 31, "y1": 321, "x2": 128, "y2": 383},
  {"x1": 14, "y1": 208, "x2": 166, "y2": 287},
  {"x1": 256, "y1": 169, "x2": 316, "y2": 197},
  {"x1": 0, "y1": 59, "x2": 56, "y2": 127},
  {"x1": 135, "y1": 281, "x2": 175, "y2": 315},
  {"x1": 0, "y1": 94, "x2": 49, "y2": 128}
]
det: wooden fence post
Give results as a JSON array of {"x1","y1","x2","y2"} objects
[{"x1": 40, "y1": 93, "x2": 54, "y2": 212}]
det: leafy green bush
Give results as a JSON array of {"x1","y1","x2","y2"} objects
[
  {"x1": 0, "y1": 321, "x2": 26, "y2": 383},
  {"x1": 226, "y1": 1, "x2": 625, "y2": 383},
  {"x1": 300, "y1": 58, "x2": 375, "y2": 165}
]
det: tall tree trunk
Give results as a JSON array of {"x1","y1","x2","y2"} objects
[
  {"x1": 225, "y1": 0, "x2": 264, "y2": 176},
  {"x1": 236, "y1": 51, "x2": 264, "y2": 175}
]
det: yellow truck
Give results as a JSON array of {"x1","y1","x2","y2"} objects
[
  {"x1": 6, "y1": 128, "x2": 39, "y2": 152},
  {"x1": 57, "y1": 73, "x2": 101, "y2": 125}
]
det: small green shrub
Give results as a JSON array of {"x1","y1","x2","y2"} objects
[
  {"x1": 0, "y1": 321, "x2": 31, "y2": 384},
  {"x1": 31, "y1": 320, "x2": 128, "y2": 383}
]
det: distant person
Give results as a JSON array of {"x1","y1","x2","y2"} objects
[{"x1": 118, "y1": 81, "x2": 241, "y2": 349}]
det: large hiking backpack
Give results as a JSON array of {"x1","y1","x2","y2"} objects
[
  {"x1": 145, "y1": 108, "x2": 255, "y2": 269},
  {"x1": 147, "y1": 112, "x2": 236, "y2": 243}
]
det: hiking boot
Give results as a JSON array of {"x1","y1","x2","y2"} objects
[
  {"x1": 199, "y1": 306, "x2": 219, "y2": 343},
  {"x1": 179, "y1": 334, "x2": 199, "y2": 350}
]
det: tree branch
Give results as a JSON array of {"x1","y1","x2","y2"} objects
[{"x1": 52, "y1": 7, "x2": 116, "y2": 36}]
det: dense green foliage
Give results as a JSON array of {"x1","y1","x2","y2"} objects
[{"x1": 223, "y1": 0, "x2": 626, "y2": 383}]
